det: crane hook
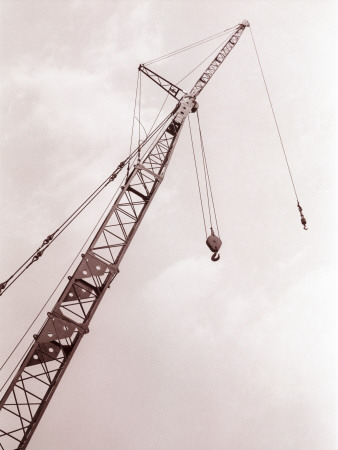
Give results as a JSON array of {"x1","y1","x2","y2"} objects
[
  {"x1": 297, "y1": 202, "x2": 308, "y2": 230},
  {"x1": 211, "y1": 252, "x2": 220, "y2": 262},
  {"x1": 301, "y1": 216, "x2": 308, "y2": 230},
  {"x1": 206, "y1": 229, "x2": 222, "y2": 262}
]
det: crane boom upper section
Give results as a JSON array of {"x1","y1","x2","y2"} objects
[
  {"x1": 139, "y1": 21, "x2": 249, "y2": 101},
  {"x1": 190, "y1": 21, "x2": 249, "y2": 97}
]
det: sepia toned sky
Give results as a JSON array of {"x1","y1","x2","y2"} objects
[{"x1": 0, "y1": 1, "x2": 337, "y2": 449}]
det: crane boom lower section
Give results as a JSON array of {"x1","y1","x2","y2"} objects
[{"x1": 0, "y1": 104, "x2": 193, "y2": 450}]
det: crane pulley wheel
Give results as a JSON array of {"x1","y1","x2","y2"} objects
[{"x1": 206, "y1": 230, "x2": 222, "y2": 262}]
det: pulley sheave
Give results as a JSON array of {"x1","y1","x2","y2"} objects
[{"x1": 206, "y1": 229, "x2": 222, "y2": 262}]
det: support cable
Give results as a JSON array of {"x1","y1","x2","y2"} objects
[
  {"x1": 0, "y1": 339, "x2": 33, "y2": 394},
  {"x1": 0, "y1": 174, "x2": 127, "y2": 389},
  {"x1": 0, "y1": 111, "x2": 175, "y2": 296},
  {"x1": 188, "y1": 116, "x2": 208, "y2": 239},
  {"x1": 137, "y1": 73, "x2": 142, "y2": 163},
  {"x1": 0, "y1": 110, "x2": 175, "y2": 381},
  {"x1": 127, "y1": 71, "x2": 140, "y2": 177},
  {"x1": 0, "y1": 162, "x2": 128, "y2": 296},
  {"x1": 176, "y1": 35, "x2": 230, "y2": 87},
  {"x1": 249, "y1": 26, "x2": 307, "y2": 230},
  {"x1": 144, "y1": 26, "x2": 237, "y2": 66},
  {"x1": 0, "y1": 178, "x2": 109, "y2": 296},
  {"x1": 148, "y1": 92, "x2": 170, "y2": 136}
]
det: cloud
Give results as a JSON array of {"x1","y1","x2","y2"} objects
[
  {"x1": 4, "y1": 60, "x2": 125, "y2": 146},
  {"x1": 129, "y1": 257, "x2": 337, "y2": 449}
]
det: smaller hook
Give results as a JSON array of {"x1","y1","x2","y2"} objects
[
  {"x1": 300, "y1": 215, "x2": 307, "y2": 230},
  {"x1": 297, "y1": 202, "x2": 308, "y2": 231},
  {"x1": 211, "y1": 252, "x2": 220, "y2": 262}
]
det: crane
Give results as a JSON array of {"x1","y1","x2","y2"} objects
[{"x1": 0, "y1": 21, "x2": 249, "y2": 449}]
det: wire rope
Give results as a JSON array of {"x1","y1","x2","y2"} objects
[
  {"x1": 249, "y1": 27, "x2": 298, "y2": 200},
  {"x1": 0, "y1": 157, "x2": 135, "y2": 296},
  {"x1": 249, "y1": 26, "x2": 307, "y2": 229},
  {"x1": 0, "y1": 110, "x2": 176, "y2": 382},
  {"x1": 148, "y1": 92, "x2": 170, "y2": 136},
  {"x1": 138, "y1": 73, "x2": 142, "y2": 163},
  {"x1": 0, "y1": 339, "x2": 33, "y2": 394},
  {"x1": 144, "y1": 26, "x2": 237, "y2": 66},
  {"x1": 127, "y1": 71, "x2": 140, "y2": 177},
  {"x1": 0, "y1": 175, "x2": 127, "y2": 389},
  {"x1": 0, "y1": 178, "x2": 110, "y2": 295},
  {"x1": 175, "y1": 33, "x2": 233, "y2": 87},
  {"x1": 2, "y1": 20, "x2": 240, "y2": 377},
  {"x1": 188, "y1": 116, "x2": 208, "y2": 239},
  {"x1": 1, "y1": 22, "x2": 242, "y2": 385},
  {"x1": 0, "y1": 110, "x2": 175, "y2": 297},
  {"x1": 197, "y1": 110, "x2": 220, "y2": 236},
  {"x1": 134, "y1": 116, "x2": 148, "y2": 139}
]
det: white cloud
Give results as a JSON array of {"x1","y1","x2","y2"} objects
[
  {"x1": 133, "y1": 257, "x2": 337, "y2": 449},
  {"x1": 5, "y1": 60, "x2": 126, "y2": 146}
]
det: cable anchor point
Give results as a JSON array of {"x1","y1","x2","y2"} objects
[
  {"x1": 297, "y1": 202, "x2": 308, "y2": 230},
  {"x1": 42, "y1": 233, "x2": 55, "y2": 246},
  {"x1": 0, "y1": 281, "x2": 7, "y2": 295},
  {"x1": 32, "y1": 249, "x2": 44, "y2": 262}
]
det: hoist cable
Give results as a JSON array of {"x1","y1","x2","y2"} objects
[
  {"x1": 249, "y1": 28, "x2": 298, "y2": 200},
  {"x1": 188, "y1": 115, "x2": 208, "y2": 239},
  {"x1": 144, "y1": 26, "x2": 237, "y2": 66},
  {"x1": 197, "y1": 111, "x2": 220, "y2": 236},
  {"x1": 202, "y1": 149, "x2": 213, "y2": 231},
  {"x1": 249, "y1": 26, "x2": 307, "y2": 230}
]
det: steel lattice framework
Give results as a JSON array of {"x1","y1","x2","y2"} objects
[
  {"x1": 139, "y1": 65, "x2": 185, "y2": 100},
  {"x1": 189, "y1": 22, "x2": 248, "y2": 98},
  {"x1": 0, "y1": 111, "x2": 185, "y2": 450},
  {"x1": 0, "y1": 20, "x2": 249, "y2": 450}
]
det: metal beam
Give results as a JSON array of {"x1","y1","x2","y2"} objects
[
  {"x1": 0, "y1": 105, "x2": 192, "y2": 449},
  {"x1": 139, "y1": 65, "x2": 185, "y2": 100}
]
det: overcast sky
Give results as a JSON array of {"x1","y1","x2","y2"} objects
[{"x1": 0, "y1": 1, "x2": 337, "y2": 449}]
